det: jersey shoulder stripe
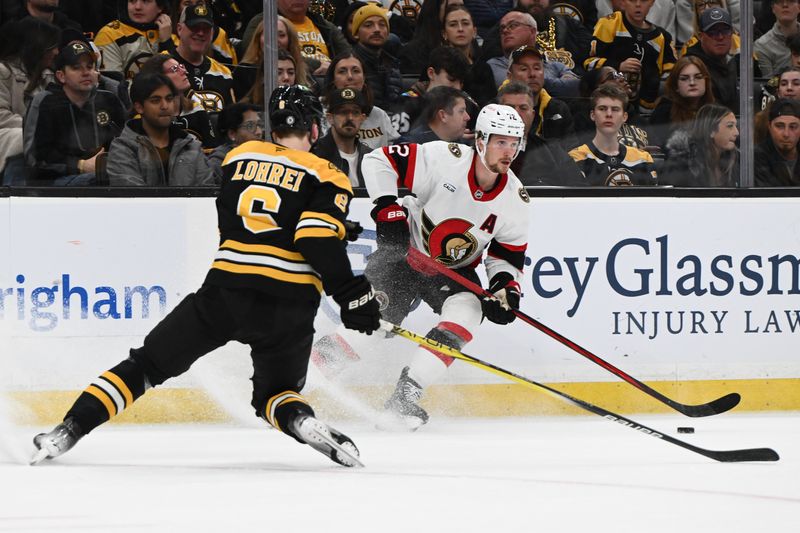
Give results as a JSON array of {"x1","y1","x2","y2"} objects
[
  {"x1": 623, "y1": 146, "x2": 654, "y2": 165},
  {"x1": 208, "y1": 57, "x2": 233, "y2": 78}
]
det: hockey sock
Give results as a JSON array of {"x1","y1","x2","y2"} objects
[
  {"x1": 261, "y1": 390, "x2": 315, "y2": 443},
  {"x1": 408, "y1": 321, "x2": 473, "y2": 389},
  {"x1": 65, "y1": 358, "x2": 148, "y2": 434}
]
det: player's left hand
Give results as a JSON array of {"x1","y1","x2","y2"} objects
[
  {"x1": 344, "y1": 219, "x2": 363, "y2": 242},
  {"x1": 481, "y1": 272, "x2": 520, "y2": 325}
]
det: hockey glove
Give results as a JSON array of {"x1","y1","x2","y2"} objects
[
  {"x1": 333, "y1": 275, "x2": 381, "y2": 335},
  {"x1": 481, "y1": 272, "x2": 521, "y2": 325},
  {"x1": 370, "y1": 195, "x2": 409, "y2": 253},
  {"x1": 344, "y1": 219, "x2": 363, "y2": 242}
]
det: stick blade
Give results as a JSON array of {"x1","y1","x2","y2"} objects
[
  {"x1": 680, "y1": 392, "x2": 741, "y2": 418},
  {"x1": 707, "y1": 447, "x2": 780, "y2": 463}
]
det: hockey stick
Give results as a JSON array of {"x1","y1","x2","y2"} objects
[
  {"x1": 380, "y1": 320, "x2": 778, "y2": 463},
  {"x1": 406, "y1": 247, "x2": 740, "y2": 418}
]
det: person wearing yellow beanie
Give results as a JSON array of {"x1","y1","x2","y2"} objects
[
  {"x1": 351, "y1": 3, "x2": 389, "y2": 38},
  {"x1": 350, "y1": 2, "x2": 403, "y2": 109}
]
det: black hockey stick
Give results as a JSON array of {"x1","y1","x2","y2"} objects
[
  {"x1": 381, "y1": 320, "x2": 778, "y2": 463},
  {"x1": 406, "y1": 247, "x2": 740, "y2": 418}
]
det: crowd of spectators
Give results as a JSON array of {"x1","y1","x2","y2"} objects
[{"x1": 0, "y1": 0, "x2": 799, "y2": 188}]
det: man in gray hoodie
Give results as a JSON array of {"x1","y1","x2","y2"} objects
[{"x1": 107, "y1": 73, "x2": 214, "y2": 186}]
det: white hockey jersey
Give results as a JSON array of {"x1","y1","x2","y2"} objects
[{"x1": 362, "y1": 141, "x2": 530, "y2": 282}]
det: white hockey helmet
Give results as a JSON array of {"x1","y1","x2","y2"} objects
[{"x1": 474, "y1": 103, "x2": 526, "y2": 167}]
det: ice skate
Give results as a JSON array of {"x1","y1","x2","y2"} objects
[
  {"x1": 292, "y1": 414, "x2": 364, "y2": 468},
  {"x1": 381, "y1": 366, "x2": 429, "y2": 431},
  {"x1": 30, "y1": 418, "x2": 83, "y2": 465}
]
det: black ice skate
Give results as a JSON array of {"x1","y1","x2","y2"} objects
[
  {"x1": 30, "y1": 417, "x2": 84, "y2": 465},
  {"x1": 383, "y1": 366, "x2": 429, "y2": 431},
  {"x1": 292, "y1": 415, "x2": 364, "y2": 468}
]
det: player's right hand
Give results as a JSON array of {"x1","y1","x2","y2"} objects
[
  {"x1": 481, "y1": 272, "x2": 521, "y2": 325},
  {"x1": 333, "y1": 275, "x2": 381, "y2": 335},
  {"x1": 371, "y1": 196, "x2": 410, "y2": 253}
]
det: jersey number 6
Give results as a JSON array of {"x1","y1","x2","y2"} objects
[{"x1": 237, "y1": 185, "x2": 282, "y2": 234}]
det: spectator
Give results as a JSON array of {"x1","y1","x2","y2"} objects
[
  {"x1": 398, "y1": 85, "x2": 471, "y2": 143},
  {"x1": 171, "y1": 4, "x2": 235, "y2": 112},
  {"x1": 277, "y1": 0, "x2": 351, "y2": 76},
  {"x1": 208, "y1": 102, "x2": 262, "y2": 182},
  {"x1": 506, "y1": 44, "x2": 577, "y2": 150},
  {"x1": 392, "y1": 46, "x2": 472, "y2": 136},
  {"x1": 648, "y1": 55, "x2": 715, "y2": 148},
  {"x1": 168, "y1": 0, "x2": 238, "y2": 66},
  {"x1": 24, "y1": 39, "x2": 125, "y2": 185},
  {"x1": 0, "y1": 17, "x2": 58, "y2": 183},
  {"x1": 398, "y1": 0, "x2": 463, "y2": 75},
  {"x1": 684, "y1": 7, "x2": 739, "y2": 112},
  {"x1": 678, "y1": 0, "x2": 742, "y2": 57},
  {"x1": 18, "y1": 0, "x2": 81, "y2": 32},
  {"x1": 661, "y1": 103, "x2": 739, "y2": 186},
  {"x1": 312, "y1": 87, "x2": 370, "y2": 187},
  {"x1": 462, "y1": 0, "x2": 513, "y2": 37},
  {"x1": 497, "y1": 81, "x2": 583, "y2": 185},
  {"x1": 755, "y1": 98, "x2": 800, "y2": 186},
  {"x1": 441, "y1": 4, "x2": 498, "y2": 106},
  {"x1": 322, "y1": 51, "x2": 399, "y2": 149},
  {"x1": 755, "y1": 67, "x2": 800, "y2": 144},
  {"x1": 138, "y1": 53, "x2": 219, "y2": 148},
  {"x1": 676, "y1": 0, "x2": 740, "y2": 48},
  {"x1": 350, "y1": 3, "x2": 402, "y2": 110},
  {"x1": 568, "y1": 84, "x2": 657, "y2": 186},
  {"x1": 338, "y1": 1, "x2": 414, "y2": 50},
  {"x1": 755, "y1": 0, "x2": 800, "y2": 78},
  {"x1": 597, "y1": 0, "x2": 677, "y2": 41},
  {"x1": 488, "y1": 10, "x2": 580, "y2": 97},
  {"x1": 789, "y1": 33, "x2": 800, "y2": 68},
  {"x1": 108, "y1": 73, "x2": 214, "y2": 186},
  {"x1": 585, "y1": 0, "x2": 676, "y2": 112},
  {"x1": 94, "y1": 0, "x2": 173, "y2": 79}
]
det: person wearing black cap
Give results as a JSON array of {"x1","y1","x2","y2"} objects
[
  {"x1": 755, "y1": 98, "x2": 800, "y2": 186},
  {"x1": 171, "y1": 4, "x2": 235, "y2": 112},
  {"x1": 312, "y1": 86, "x2": 371, "y2": 186},
  {"x1": 685, "y1": 6, "x2": 739, "y2": 112},
  {"x1": 30, "y1": 84, "x2": 379, "y2": 469},
  {"x1": 23, "y1": 39, "x2": 125, "y2": 184}
]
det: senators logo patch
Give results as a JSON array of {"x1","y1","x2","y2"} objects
[
  {"x1": 518, "y1": 187, "x2": 530, "y2": 203},
  {"x1": 421, "y1": 210, "x2": 478, "y2": 267},
  {"x1": 448, "y1": 143, "x2": 462, "y2": 157}
]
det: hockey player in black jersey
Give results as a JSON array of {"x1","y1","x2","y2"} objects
[{"x1": 30, "y1": 85, "x2": 381, "y2": 468}]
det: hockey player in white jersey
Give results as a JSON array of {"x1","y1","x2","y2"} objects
[{"x1": 313, "y1": 104, "x2": 531, "y2": 429}]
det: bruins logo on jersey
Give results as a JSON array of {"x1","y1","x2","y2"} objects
[
  {"x1": 606, "y1": 168, "x2": 634, "y2": 187},
  {"x1": 96, "y1": 111, "x2": 110, "y2": 126},
  {"x1": 551, "y1": 3, "x2": 582, "y2": 22},
  {"x1": 421, "y1": 210, "x2": 478, "y2": 266},
  {"x1": 194, "y1": 91, "x2": 225, "y2": 112}
]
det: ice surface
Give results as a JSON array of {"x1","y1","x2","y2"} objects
[{"x1": 1, "y1": 412, "x2": 797, "y2": 533}]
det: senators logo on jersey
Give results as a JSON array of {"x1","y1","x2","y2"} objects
[{"x1": 421, "y1": 211, "x2": 479, "y2": 266}]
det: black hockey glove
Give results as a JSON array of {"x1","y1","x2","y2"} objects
[
  {"x1": 333, "y1": 275, "x2": 381, "y2": 335},
  {"x1": 344, "y1": 219, "x2": 363, "y2": 242},
  {"x1": 481, "y1": 272, "x2": 521, "y2": 325},
  {"x1": 370, "y1": 195, "x2": 409, "y2": 253}
]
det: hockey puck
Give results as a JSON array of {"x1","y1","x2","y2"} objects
[{"x1": 677, "y1": 427, "x2": 695, "y2": 434}]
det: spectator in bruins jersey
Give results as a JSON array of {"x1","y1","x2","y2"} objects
[
  {"x1": 755, "y1": 98, "x2": 800, "y2": 186},
  {"x1": 138, "y1": 53, "x2": 219, "y2": 148},
  {"x1": 278, "y1": 0, "x2": 351, "y2": 76},
  {"x1": 170, "y1": 4, "x2": 235, "y2": 113},
  {"x1": 312, "y1": 87, "x2": 370, "y2": 187},
  {"x1": 24, "y1": 40, "x2": 125, "y2": 185},
  {"x1": 568, "y1": 84, "x2": 657, "y2": 186},
  {"x1": 661, "y1": 103, "x2": 739, "y2": 186},
  {"x1": 94, "y1": 0, "x2": 173, "y2": 79},
  {"x1": 31, "y1": 84, "x2": 379, "y2": 469},
  {"x1": 107, "y1": 73, "x2": 214, "y2": 186},
  {"x1": 506, "y1": 44, "x2": 577, "y2": 151},
  {"x1": 398, "y1": 85, "x2": 472, "y2": 144},
  {"x1": 322, "y1": 51, "x2": 399, "y2": 149},
  {"x1": 597, "y1": 0, "x2": 677, "y2": 42},
  {"x1": 648, "y1": 55, "x2": 715, "y2": 149},
  {"x1": 350, "y1": 4, "x2": 402, "y2": 111},
  {"x1": 585, "y1": 0, "x2": 677, "y2": 112},
  {"x1": 166, "y1": 0, "x2": 238, "y2": 67},
  {"x1": 208, "y1": 101, "x2": 262, "y2": 183}
]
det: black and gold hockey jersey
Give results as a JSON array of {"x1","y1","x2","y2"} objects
[
  {"x1": 568, "y1": 142, "x2": 657, "y2": 186},
  {"x1": 585, "y1": 11, "x2": 676, "y2": 109},
  {"x1": 95, "y1": 20, "x2": 162, "y2": 79},
  {"x1": 172, "y1": 51, "x2": 235, "y2": 112},
  {"x1": 204, "y1": 141, "x2": 354, "y2": 301}
]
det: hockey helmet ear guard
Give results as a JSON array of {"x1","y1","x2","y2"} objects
[
  {"x1": 474, "y1": 103, "x2": 526, "y2": 168},
  {"x1": 268, "y1": 85, "x2": 324, "y2": 133}
]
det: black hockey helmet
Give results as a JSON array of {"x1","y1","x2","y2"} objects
[{"x1": 268, "y1": 85, "x2": 324, "y2": 133}]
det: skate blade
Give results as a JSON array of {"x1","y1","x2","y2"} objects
[
  {"x1": 30, "y1": 447, "x2": 50, "y2": 466},
  {"x1": 374, "y1": 411, "x2": 425, "y2": 432},
  {"x1": 308, "y1": 426, "x2": 364, "y2": 468}
]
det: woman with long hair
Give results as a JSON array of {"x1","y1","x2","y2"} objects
[
  {"x1": 398, "y1": 0, "x2": 464, "y2": 75},
  {"x1": 662, "y1": 103, "x2": 740, "y2": 187},
  {"x1": 321, "y1": 51, "x2": 399, "y2": 149},
  {"x1": 755, "y1": 67, "x2": 800, "y2": 144},
  {"x1": 0, "y1": 17, "x2": 59, "y2": 180},
  {"x1": 648, "y1": 55, "x2": 715, "y2": 148},
  {"x1": 440, "y1": 4, "x2": 496, "y2": 107}
]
